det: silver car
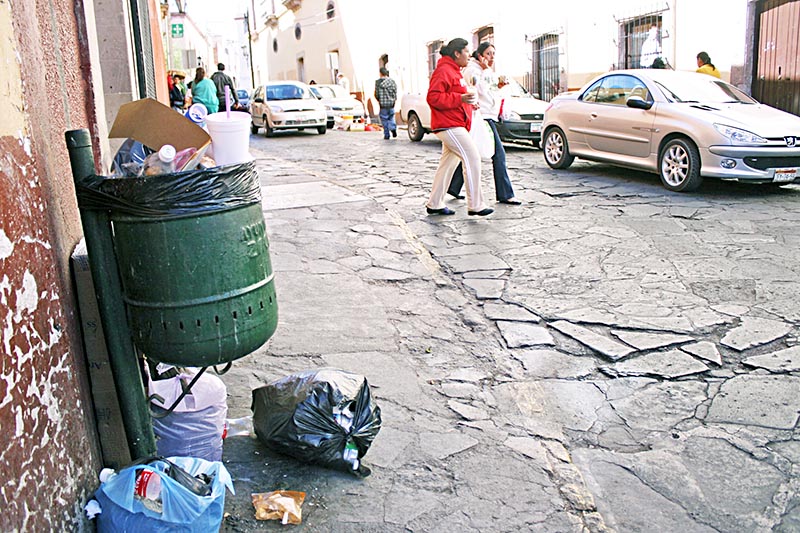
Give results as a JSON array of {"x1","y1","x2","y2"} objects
[{"x1": 542, "y1": 69, "x2": 800, "y2": 192}]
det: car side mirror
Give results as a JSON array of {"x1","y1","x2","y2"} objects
[
  {"x1": 627, "y1": 96, "x2": 652, "y2": 110},
  {"x1": 254, "y1": 97, "x2": 264, "y2": 103}
]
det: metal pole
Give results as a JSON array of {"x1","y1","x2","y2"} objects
[
  {"x1": 65, "y1": 129, "x2": 157, "y2": 460},
  {"x1": 245, "y1": 10, "x2": 255, "y2": 87}
]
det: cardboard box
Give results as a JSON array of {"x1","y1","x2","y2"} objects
[
  {"x1": 108, "y1": 97, "x2": 211, "y2": 153},
  {"x1": 71, "y1": 240, "x2": 132, "y2": 469}
]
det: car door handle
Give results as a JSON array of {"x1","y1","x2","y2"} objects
[{"x1": 589, "y1": 113, "x2": 598, "y2": 120}]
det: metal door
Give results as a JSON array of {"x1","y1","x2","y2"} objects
[
  {"x1": 754, "y1": 0, "x2": 800, "y2": 116},
  {"x1": 532, "y1": 34, "x2": 560, "y2": 101}
]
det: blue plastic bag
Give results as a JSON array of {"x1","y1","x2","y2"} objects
[{"x1": 94, "y1": 456, "x2": 234, "y2": 532}]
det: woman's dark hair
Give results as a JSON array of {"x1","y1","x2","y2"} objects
[
  {"x1": 697, "y1": 51, "x2": 714, "y2": 68},
  {"x1": 194, "y1": 67, "x2": 206, "y2": 84},
  {"x1": 472, "y1": 41, "x2": 494, "y2": 60},
  {"x1": 439, "y1": 38, "x2": 468, "y2": 59}
]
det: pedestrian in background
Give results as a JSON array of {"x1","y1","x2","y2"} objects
[
  {"x1": 696, "y1": 52, "x2": 721, "y2": 78},
  {"x1": 424, "y1": 38, "x2": 492, "y2": 217},
  {"x1": 640, "y1": 24, "x2": 661, "y2": 68},
  {"x1": 169, "y1": 73, "x2": 185, "y2": 112},
  {"x1": 190, "y1": 67, "x2": 219, "y2": 115},
  {"x1": 211, "y1": 63, "x2": 239, "y2": 112},
  {"x1": 374, "y1": 67, "x2": 397, "y2": 140},
  {"x1": 448, "y1": 42, "x2": 521, "y2": 205},
  {"x1": 337, "y1": 73, "x2": 350, "y2": 93}
]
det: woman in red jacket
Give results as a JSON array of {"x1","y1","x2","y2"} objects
[{"x1": 425, "y1": 38, "x2": 492, "y2": 217}]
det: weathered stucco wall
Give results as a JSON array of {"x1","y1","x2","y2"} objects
[{"x1": 1, "y1": 0, "x2": 103, "y2": 530}]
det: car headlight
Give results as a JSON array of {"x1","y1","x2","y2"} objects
[
  {"x1": 713, "y1": 124, "x2": 767, "y2": 144},
  {"x1": 504, "y1": 111, "x2": 521, "y2": 121},
  {"x1": 269, "y1": 105, "x2": 284, "y2": 113}
]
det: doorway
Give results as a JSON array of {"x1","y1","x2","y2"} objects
[{"x1": 753, "y1": 0, "x2": 800, "y2": 116}]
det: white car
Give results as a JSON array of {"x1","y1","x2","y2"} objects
[
  {"x1": 400, "y1": 79, "x2": 549, "y2": 147},
  {"x1": 250, "y1": 81, "x2": 327, "y2": 136},
  {"x1": 309, "y1": 84, "x2": 366, "y2": 128}
]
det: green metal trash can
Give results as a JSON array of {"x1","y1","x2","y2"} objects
[{"x1": 78, "y1": 160, "x2": 277, "y2": 366}]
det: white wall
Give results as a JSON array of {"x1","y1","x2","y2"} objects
[{"x1": 256, "y1": 0, "x2": 748, "y2": 104}]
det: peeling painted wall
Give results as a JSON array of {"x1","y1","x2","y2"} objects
[{"x1": 1, "y1": 0, "x2": 104, "y2": 530}]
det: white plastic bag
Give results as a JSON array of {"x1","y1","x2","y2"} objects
[
  {"x1": 148, "y1": 368, "x2": 228, "y2": 462},
  {"x1": 470, "y1": 111, "x2": 495, "y2": 160}
]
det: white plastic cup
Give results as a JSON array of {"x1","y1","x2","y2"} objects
[
  {"x1": 134, "y1": 469, "x2": 161, "y2": 501},
  {"x1": 465, "y1": 86, "x2": 478, "y2": 105},
  {"x1": 205, "y1": 111, "x2": 253, "y2": 166}
]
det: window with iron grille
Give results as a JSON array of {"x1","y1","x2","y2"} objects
[
  {"x1": 427, "y1": 40, "x2": 442, "y2": 78},
  {"x1": 619, "y1": 14, "x2": 663, "y2": 69},
  {"x1": 476, "y1": 26, "x2": 494, "y2": 46},
  {"x1": 130, "y1": 0, "x2": 157, "y2": 98},
  {"x1": 531, "y1": 33, "x2": 559, "y2": 101}
]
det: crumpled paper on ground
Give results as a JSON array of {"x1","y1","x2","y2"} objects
[{"x1": 252, "y1": 490, "x2": 306, "y2": 524}]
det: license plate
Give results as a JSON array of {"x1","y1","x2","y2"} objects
[
  {"x1": 529, "y1": 122, "x2": 542, "y2": 133},
  {"x1": 296, "y1": 114, "x2": 307, "y2": 121},
  {"x1": 773, "y1": 168, "x2": 797, "y2": 183}
]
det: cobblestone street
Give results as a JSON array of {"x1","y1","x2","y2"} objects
[{"x1": 220, "y1": 127, "x2": 800, "y2": 532}]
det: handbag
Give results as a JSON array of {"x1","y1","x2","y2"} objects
[{"x1": 469, "y1": 110, "x2": 495, "y2": 160}]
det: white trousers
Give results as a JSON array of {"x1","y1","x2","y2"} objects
[{"x1": 427, "y1": 127, "x2": 485, "y2": 212}]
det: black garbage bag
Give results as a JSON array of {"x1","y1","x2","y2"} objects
[
  {"x1": 251, "y1": 369, "x2": 381, "y2": 475},
  {"x1": 75, "y1": 160, "x2": 260, "y2": 219}
]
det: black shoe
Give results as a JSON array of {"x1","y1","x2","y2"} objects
[
  {"x1": 468, "y1": 208, "x2": 494, "y2": 216},
  {"x1": 426, "y1": 206, "x2": 455, "y2": 215},
  {"x1": 448, "y1": 193, "x2": 465, "y2": 200},
  {"x1": 391, "y1": 129, "x2": 397, "y2": 138},
  {"x1": 499, "y1": 198, "x2": 522, "y2": 205}
]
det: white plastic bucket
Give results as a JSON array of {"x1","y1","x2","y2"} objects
[{"x1": 205, "y1": 111, "x2": 252, "y2": 166}]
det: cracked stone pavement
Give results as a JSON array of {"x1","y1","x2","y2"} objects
[{"x1": 219, "y1": 129, "x2": 800, "y2": 532}]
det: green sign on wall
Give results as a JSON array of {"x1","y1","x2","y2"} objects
[{"x1": 171, "y1": 23, "x2": 184, "y2": 38}]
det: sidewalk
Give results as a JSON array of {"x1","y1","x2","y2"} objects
[
  {"x1": 219, "y1": 151, "x2": 594, "y2": 532},
  {"x1": 218, "y1": 132, "x2": 800, "y2": 532}
]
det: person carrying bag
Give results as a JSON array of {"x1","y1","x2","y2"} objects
[{"x1": 448, "y1": 43, "x2": 522, "y2": 205}]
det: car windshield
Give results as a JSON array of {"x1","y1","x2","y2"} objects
[
  {"x1": 498, "y1": 79, "x2": 530, "y2": 98},
  {"x1": 311, "y1": 86, "x2": 338, "y2": 99},
  {"x1": 654, "y1": 77, "x2": 757, "y2": 104},
  {"x1": 266, "y1": 84, "x2": 311, "y2": 101}
]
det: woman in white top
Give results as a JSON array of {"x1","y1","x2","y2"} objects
[{"x1": 448, "y1": 42, "x2": 521, "y2": 205}]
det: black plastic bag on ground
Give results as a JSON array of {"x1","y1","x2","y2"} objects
[{"x1": 251, "y1": 369, "x2": 381, "y2": 475}]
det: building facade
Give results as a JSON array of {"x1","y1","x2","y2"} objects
[
  {"x1": 255, "y1": 0, "x2": 761, "y2": 114},
  {"x1": 1, "y1": 0, "x2": 170, "y2": 529}
]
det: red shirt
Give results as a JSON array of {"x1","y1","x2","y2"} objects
[{"x1": 426, "y1": 56, "x2": 473, "y2": 131}]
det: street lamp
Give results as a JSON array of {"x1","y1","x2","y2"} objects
[{"x1": 244, "y1": 10, "x2": 255, "y2": 88}]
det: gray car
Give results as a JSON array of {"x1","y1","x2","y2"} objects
[{"x1": 542, "y1": 69, "x2": 800, "y2": 192}]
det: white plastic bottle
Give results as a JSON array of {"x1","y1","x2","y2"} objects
[{"x1": 142, "y1": 144, "x2": 177, "y2": 176}]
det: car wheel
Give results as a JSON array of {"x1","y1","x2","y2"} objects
[
  {"x1": 317, "y1": 126, "x2": 327, "y2": 134},
  {"x1": 659, "y1": 137, "x2": 702, "y2": 192},
  {"x1": 543, "y1": 127, "x2": 574, "y2": 169},
  {"x1": 407, "y1": 112, "x2": 425, "y2": 142},
  {"x1": 327, "y1": 121, "x2": 334, "y2": 129},
  {"x1": 250, "y1": 122, "x2": 259, "y2": 134},
  {"x1": 264, "y1": 117, "x2": 273, "y2": 137}
]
